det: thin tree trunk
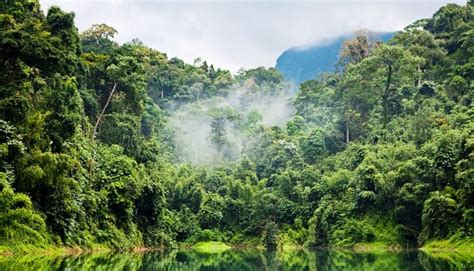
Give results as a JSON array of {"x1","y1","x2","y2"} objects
[
  {"x1": 92, "y1": 82, "x2": 117, "y2": 140},
  {"x1": 345, "y1": 119, "x2": 350, "y2": 144},
  {"x1": 195, "y1": 146, "x2": 198, "y2": 164},
  {"x1": 345, "y1": 102, "x2": 351, "y2": 144},
  {"x1": 417, "y1": 65, "x2": 422, "y2": 88},
  {"x1": 383, "y1": 65, "x2": 392, "y2": 128}
]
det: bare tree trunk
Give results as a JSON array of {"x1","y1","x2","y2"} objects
[
  {"x1": 195, "y1": 146, "x2": 198, "y2": 164},
  {"x1": 417, "y1": 65, "x2": 422, "y2": 88},
  {"x1": 92, "y1": 82, "x2": 117, "y2": 140},
  {"x1": 345, "y1": 120, "x2": 350, "y2": 144},
  {"x1": 382, "y1": 65, "x2": 392, "y2": 128},
  {"x1": 345, "y1": 102, "x2": 351, "y2": 144}
]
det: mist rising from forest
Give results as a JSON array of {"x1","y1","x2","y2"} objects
[{"x1": 169, "y1": 83, "x2": 295, "y2": 165}]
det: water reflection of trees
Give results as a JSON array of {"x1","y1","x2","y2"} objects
[{"x1": 0, "y1": 249, "x2": 471, "y2": 270}]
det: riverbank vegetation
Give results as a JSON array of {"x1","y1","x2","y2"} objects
[{"x1": 0, "y1": 0, "x2": 473, "y2": 254}]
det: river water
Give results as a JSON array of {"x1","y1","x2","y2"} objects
[{"x1": 0, "y1": 248, "x2": 472, "y2": 270}]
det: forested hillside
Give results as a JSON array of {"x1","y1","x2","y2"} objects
[
  {"x1": 275, "y1": 32, "x2": 394, "y2": 84},
  {"x1": 0, "y1": 0, "x2": 473, "y2": 252}
]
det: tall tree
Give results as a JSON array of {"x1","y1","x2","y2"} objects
[
  {"x1": 208, "y1": 107, "x2": 239, "y2": 160},
  {"x1": 92, "y1": 54, "x2": 146, "y2": 139},
  {"x1": 338, "y1": 29, "x2": 381, "y2": 70}
]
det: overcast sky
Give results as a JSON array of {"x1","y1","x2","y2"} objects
[{"x1": 40, "y1": 0, "x2": 466, "y2": 72}]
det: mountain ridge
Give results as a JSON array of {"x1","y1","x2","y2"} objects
[{"x1": 276, "y1": 32, "x2": 395, "y2": 84}]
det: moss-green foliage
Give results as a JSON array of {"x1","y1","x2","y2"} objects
[
  {"x1": 261, "y1": 221, "x2": 279, "y2": 250},
  {"x1": 0, "y1": 0, "x2": 472, "y2": 252},
  {"x1": 0, "y1": 173, "x2": 48, "y2": 247},
  {"x1": 330, "y1": 217, "x2": 401, "y2": 247},
  {"x1": 192, "y1": 241, "x2": 230, "y2": 254},
  {"x1": 423, "y1": 234, "x2": 474, "y2": 252}
]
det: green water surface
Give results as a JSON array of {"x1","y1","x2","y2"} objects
[{"x1": 0, "y1": 248, "x2": 472, "y2": 270}]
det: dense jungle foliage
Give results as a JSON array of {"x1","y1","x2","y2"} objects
[{"x1": 0, "y1": 0, "x2": 473, "y2": 251}]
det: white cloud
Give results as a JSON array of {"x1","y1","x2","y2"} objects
[{"x1": 40, "y1": 0, "x2": 466, "y2": 72}]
